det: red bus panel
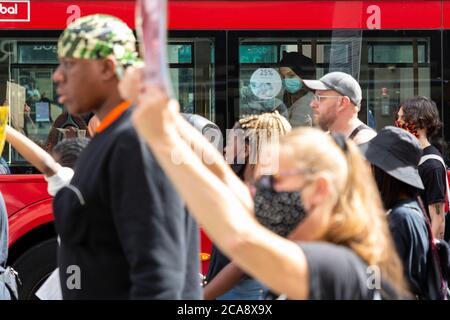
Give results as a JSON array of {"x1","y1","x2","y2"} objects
[{"x1": 0, "y1": 0, "x2": 444, "y2": 30}]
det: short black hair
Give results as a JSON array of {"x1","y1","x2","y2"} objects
[
  {"x1": 52, "y1": 138, "x2": 90, "y2": 169},
  {"x1": 373, "y1": 165, "x2": 419, "y2": 210},
  {"x1": 279, "y1": 51, "x2": 316, "y2": 79}
]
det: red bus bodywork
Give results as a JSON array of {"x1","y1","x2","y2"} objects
[
  {"x1": 0, "y1": 1, "x2": 447, "y2": 30},
  {"x1": 2, "y1": 174, "x2": 212, "y2": 275},
  {"x1": 2, "y1": 175, "x2": 52, "y2": 246}
]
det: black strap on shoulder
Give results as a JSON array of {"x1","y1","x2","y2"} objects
[{"x1": 349, "y1": 124, "x2": 372, "y2": 140}]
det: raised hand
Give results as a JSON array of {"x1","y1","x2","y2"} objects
[{"x1": 132, "y1": 85, "x2": 179, "y2": 142}]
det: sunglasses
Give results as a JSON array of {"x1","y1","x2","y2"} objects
[{"x1": 252, "y1": 168, "x2": 317, "y2": 190}]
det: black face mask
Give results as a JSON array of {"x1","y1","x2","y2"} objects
[{"x1": 253, "y1": 176, "x2": 306, "y2": 237}]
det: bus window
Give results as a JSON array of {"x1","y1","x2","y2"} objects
[
  {"x1": 238, "y1": 36, "x2": 357, "y2": 127},
  {"x1": 169, "y1": 38, "x2": 215, "y2": 122},
  {"x1": 0, "y1": 37, "x2": 217, "y2": 172},
  {"x1": 364, "y1": 36, "x2": 434, "y2": 131},
  {"x1": 235, "y1": 31, "x2": 440, "y2": 132}
]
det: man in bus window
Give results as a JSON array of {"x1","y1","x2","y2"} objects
[
  {"x1": 52, "y1": 14, "x2": 201, "y2": 299},
  {"x1": 304, "y1": 71, "x2": 376, "y2": 145}
]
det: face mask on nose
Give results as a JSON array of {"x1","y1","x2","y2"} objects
[
  {"x1": 253, "y1": 176, "x2": 306, "y2": 237},
  {"x1": 283, "y1": 78, "x2": 303, "y2": 94}
]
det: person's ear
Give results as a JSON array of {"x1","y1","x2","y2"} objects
[
  {"x1": 308, "y1": 176, "x2": 331, "y2": 206},
  {"x1": 344, "y1": 96, "x2": 355, "y2": 108},
  {"x1": 99, "y1": 57, "x2": 118, "y2": 81},
  {"x1": 336, "y1": 96, "x2": 351, "y2": 112}
]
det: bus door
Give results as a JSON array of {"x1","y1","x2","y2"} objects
[
  {"x1": 229, "y1": 31, "x2": 359, "y2": 128},
  {"x1": 362, "y1": 31, "x2": 441, "y2": 131}
]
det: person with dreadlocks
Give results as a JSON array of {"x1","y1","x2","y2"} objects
[
  {"x1": 204, "y1": 111, "x2": 305, "y2": 300},
  {"x1": 50, "y1": 14, "x2": 201, "y2": 299}
]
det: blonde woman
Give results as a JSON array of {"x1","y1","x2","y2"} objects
[{"x1": 120, "y1": 67, "x2": 408, "y2": 297}]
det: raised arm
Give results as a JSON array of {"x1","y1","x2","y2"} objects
[
  {"x1": 132, "y1": 86, "x2": 309, "y2": 299},
  {"x1": 173, "y1": 113, "x2": 253, "y2": 212},
  {"x1": 6, "y1": 125, "x2": 61, "y2": 176},
  {"x1": 203, "y1": 262, "x2": 245, "y2": 300}
]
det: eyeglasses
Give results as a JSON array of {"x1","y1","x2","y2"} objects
[{"x1": 312, "y1": 94, "x2": 344, "y2": 103}]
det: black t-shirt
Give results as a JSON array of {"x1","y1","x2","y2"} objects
[
  {"x1": 300, "y1": 243, "x2": 378, "y2": 299},
  {"x1": 292, "y1": 242, "x2": 402, "y2": 300},
  {"x1": 264, "y1": 242, "x2": 404, "y2": 300},
  {"x1": 205, "y1": 163, "x2": 246, "y2": 283},
  {"x1": 387, "y1": 199, "x2": 430, "y2": 298},
  {"x1": 205, "y1": 245, "x2": 230, "y2": 283},
  {"x1": 419, "y1": 145, "x2": 446, "y2": 216}
]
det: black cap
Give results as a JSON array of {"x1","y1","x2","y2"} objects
[{"x1": 279, "y1": 52, "x2": 315, "y2": 79}]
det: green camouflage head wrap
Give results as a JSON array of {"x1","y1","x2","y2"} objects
[{"x1": 57, "y1": 14, "x2": 141, "y2": 78}]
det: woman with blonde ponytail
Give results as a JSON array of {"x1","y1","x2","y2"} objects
[{"x1": 121, "y1": 71, "x2": 409, "y2": 298}]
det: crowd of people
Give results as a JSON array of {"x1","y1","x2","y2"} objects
[{"x1": 1, "y1": 13, "x2": 450, "y2": 300}]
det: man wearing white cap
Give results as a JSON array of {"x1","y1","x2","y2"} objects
[{"x1": 304, "y1": 71, "x2": 376, "y2": 145}]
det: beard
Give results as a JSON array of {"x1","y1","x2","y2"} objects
[{"x1": 315, "y1": 109, "x2": 337, "y2": 131}]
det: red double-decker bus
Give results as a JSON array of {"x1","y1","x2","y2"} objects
[{"x1": 2, "y1": 0, "x2": 450, "y2": 299}]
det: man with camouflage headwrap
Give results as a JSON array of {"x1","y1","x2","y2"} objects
[{"x1": 52, "y1": 14, "x2": 201, "y2": 299}]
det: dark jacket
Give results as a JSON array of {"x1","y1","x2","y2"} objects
[
  {"x1": 388, "y1": 199, "x2": 430, "y2": 298},
  {"x1": 0, "y1": 193, "x2": 11, "y2": 299},
  {"x1": 53, "y1": 106, "x2": 201, "y2": 299}
]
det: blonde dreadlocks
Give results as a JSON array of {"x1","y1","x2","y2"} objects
[
  {"x1": 239, "y1": 110, "x2": 292, "y2": 142},
  {"x1": 236, "y1": 111, "x2": 291, "y2": 181}
]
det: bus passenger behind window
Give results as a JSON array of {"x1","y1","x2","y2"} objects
[{"x1": 279, "y1": 51, "x2": 316, "y2": 128}]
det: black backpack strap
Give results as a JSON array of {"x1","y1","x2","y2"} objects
[{"x1": 349, "y1": 124, "x2": 372, "y2": 140}]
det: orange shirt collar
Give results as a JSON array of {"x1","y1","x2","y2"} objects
[{"x1": 95, "y1": 101, "x2": 131, "y2": 134}]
